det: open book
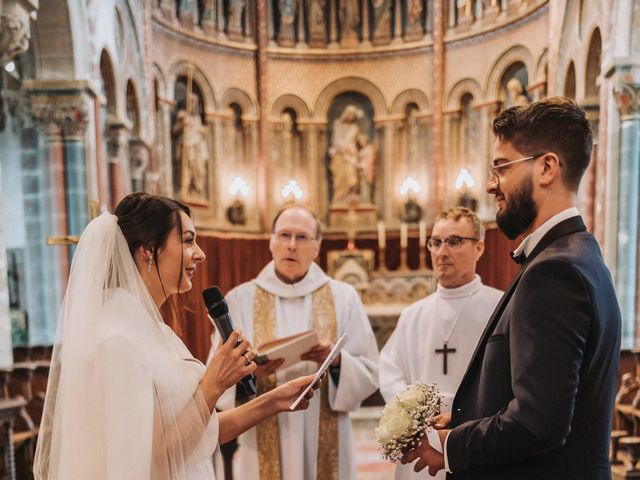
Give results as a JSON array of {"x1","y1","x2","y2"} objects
[{"x1": 253, "y1": 330, "x2": 320, "y2": 370}]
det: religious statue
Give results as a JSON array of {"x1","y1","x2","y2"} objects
[
  {"x1": 339, "y1": 0, "x2": 360, "y2": 44},
  {"x1": 228, "y1": 0, "x2": 245, "y2": 38},
  {"x1": 309, "y1": 0, "x2": 326, "y2": 47},
  {"x1": 357, "y1": 134, "x2": 376, "y2": 204},
  {"x1": 179, "y1": 0, "x2": 199, "y2": 26},
  {"x1": 405, "y1": 0, "x2": 424, "y2": 40},
  {"x1": 372, "y1": 0, "x2": 392, "y2": 45},
  {"x1": 329, "y1": 105, "x2": 364, "y2": 204},
  {"x1": 278, "y1": 0, "x2": 296, "y2": 46},
  {"x1": 172, "y1": 93, "x2": 209, "y2": 199},
  {"x1": 505, "y1": 78, "x2": 530, "y2": 108},
  {"x1": 130, "y1": 141, "x2": 149, "y2": 193},
  {"x1": 201, "y1": 0, "x2": 216, "y2": 28},
  {"x1": 281, "y1": 110, "x2": 296, "y2": 168}
]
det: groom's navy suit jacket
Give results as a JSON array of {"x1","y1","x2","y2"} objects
[{"x1": 447, "y1": 216, "x2": 621, "y2": 480}]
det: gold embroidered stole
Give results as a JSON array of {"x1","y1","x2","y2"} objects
[{"x1": 253, "y1": 283, "x2": 340, "y2": 480}]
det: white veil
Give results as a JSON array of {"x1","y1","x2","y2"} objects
[{"x1": 34, "y1": 212, "x2": 220, "y2": 479}]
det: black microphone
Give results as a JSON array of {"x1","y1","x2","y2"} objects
[{"x1": 202, "y1": 286, "x2": 257, "y2": 397}]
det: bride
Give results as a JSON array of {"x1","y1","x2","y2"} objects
[{"x1": 33, "y1": 193, "x2": 317, "y2": 479}]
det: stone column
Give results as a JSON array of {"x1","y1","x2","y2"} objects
[
  {"x1": 28, "y1": 105, "x2": 69, "y2": 344},
  {"x1": 106, "y1": 119, "x2": 133, "y2": 210},
  {"x1": 62, "y1": 109, "x2": 89, "y2": 237},
  {"x1": 256, "y1": 0, "x2": 271, "y2": 229},
  {"x1": 158, "y1": 98, "x2": 174, "y2": 196},
  {"x1": 380, "y1": 119, "x2": 396, "y2": 222},
  {"x1": 432, "y1": 0, "x2": 446, "y2": 215},
  {"x1": 0, "y1": 0, "x2": 39, "y2": 362},
  {"x1": 613, "y1": 77, "x2": 640, "y2": 347}
]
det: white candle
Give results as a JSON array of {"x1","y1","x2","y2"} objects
[
  {"x1": 400, "y1": 222, "x2": 408, "y2": 249},
  {"x1": 377, "y1": 221, "x2": 386, "y2": 249},
  {"x1": 419, "y1": 221, "x2": 427, "y2": 247}
]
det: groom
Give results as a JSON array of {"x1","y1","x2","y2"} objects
[{"x1": 402, "y1": 97, "x2": 621, "y2": 479}]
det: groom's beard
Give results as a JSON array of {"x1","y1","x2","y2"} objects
[{"x1": 496, "y1": 174, "x2": 538, "y2": 240}]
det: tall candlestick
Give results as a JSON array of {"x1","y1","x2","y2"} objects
[
  {"x1": 418, "y1": 221, "x2": 426, "y2": 247},
  {"x1": 400, "y1": 222, "x2": 408, "y2": 248},
  {"x1": 377, "y1": 221, "x2": 386, "y2": 248}
]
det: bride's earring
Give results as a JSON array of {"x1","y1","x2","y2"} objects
[{"x1": 147, "y1": 256, "x2": 153, "y2": 273}]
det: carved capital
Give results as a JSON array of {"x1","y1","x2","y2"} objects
[
  {"x1": 614, "y1": 74, "x2": 640, "y2": 118},
  {"x1": 30, "y1": 102, "x2": 89, "y2": 140}
]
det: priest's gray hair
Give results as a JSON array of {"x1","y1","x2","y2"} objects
[
  {"x1": 435, "y1": 207, "x2": 485, "y2": 240},
  {"x1": 271, "y1": 205, "x2": 323, "y2": 240}
]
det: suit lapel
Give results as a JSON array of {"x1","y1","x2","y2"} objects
[{"x1": 454, "y1": 216, "x2": 587, "y2": 404}]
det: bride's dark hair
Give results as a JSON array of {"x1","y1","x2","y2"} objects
[{"x1": 114, "y1": 192, "x2": 192, "y2": 330}]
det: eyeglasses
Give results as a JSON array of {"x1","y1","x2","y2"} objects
[
  {"x1": 427, "y1": 235, "x2": 479, "y2": 251},
  {"x1": 274, "y1": 231, "x2": 317, "y2": 245},
  {"x1": 488, "y1": 152, "x2": 547, "y2": 180}
]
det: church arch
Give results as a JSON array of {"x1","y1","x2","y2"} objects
[
  {"x1": 564, "y1": 60, "x2": 577, "y2": 99},
  {"x1": 534, "y1": 48, "x2": 549, "y2": 86},
  {"x1": 584, "y1": 28, "x2": 602, "y2": 101},
  {"x1": 391, "y1": 89, "x2": 430, "y2": 115},
  {"x1": 125, "y1": 79, "x2": 141, "y2": 137},
  {"x1": 271, "y1": 94, "x2": 311, "y2": 119},
  {"x1": 99, "y1": 49, "x2": 118, "y2": 116},
  {"x1": 445, "y1": 79, "x2": 483, "y2": 110},
  {"x1": 151, "y1": 63, "x2": 168, "y2": 100},
  {"x1": 314, "y1": 77, "x2": 387, "y2": 119},
  {"x1": 220, "y1": 88, "x2": 257, "y2": 116},
  {"x1": 168, "y1": 62, "x2": 217, "y2": 113},
  {"x1": 485, "y1": 45, "x2": 534, "y2": 101}
]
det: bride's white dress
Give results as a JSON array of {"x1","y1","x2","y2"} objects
[{"x1": 33, "y1": 213, "x2": 223, "y2": 479}]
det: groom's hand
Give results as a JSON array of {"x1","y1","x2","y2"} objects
[{"x1": 401, "y1": 430, "x2": 447, "y2": 477}]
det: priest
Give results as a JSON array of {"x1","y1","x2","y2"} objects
[
  {"x1": 211, "y1": 205, "x2": 379, "y2": 480},
  {"x1": 379, "y1": 207, "x2": 502, "y2": 480}
]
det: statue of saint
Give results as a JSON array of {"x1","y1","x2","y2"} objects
[
  {"x1": 329, "y1": 105, "x2": 363, "y2": 204},
  {"x1": 278, "y1": 0, "x2": 296, "y2": 46},
  {"x1": 357, "y1": 134, "x2": 376, "y2": 203},
  {"x1": 201, "y1": 0, "x2": 216, "y2": 25},
  {"x1": 506, "y1": 78, "x2": 530, "y2": 107},
  {"x1": 179, "y1": 0, "x2": 199, "y2": 23},
  {"x1": 373, "y1": 0, "x2": 391, "y2": 44},
  {"x1": 172, "y1": 93, "x2": 209, "y2": 198},
  {"x1": 228, "y1": 0, "x2": 245, "y2": 36},
  {"x1": 309, "y1": 0, "x2": 326, "y2": 46},
  {"x1": 281, "y1": 110, "x2": 295, "y2": 167},
  {"x1": 406, "y1": 0, "x2": 424, "y2": 39},
  {"x1": 339, "y1": 0, "x2": 360, "y2": 42}
]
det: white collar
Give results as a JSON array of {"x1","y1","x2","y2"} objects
[
  {"x1": 253, "y1": 261, "x2": 330, "y2": 299},
  {"x1": 512, "y1": 207, "x2": 580, "y2": 259},
  {"x1": 436, "y1": 274, "x2": 483, "y2": 299}
]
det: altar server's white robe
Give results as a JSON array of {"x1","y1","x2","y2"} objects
[{"x1": 380, "y1": 275, "x2": 502, "y2": 480}]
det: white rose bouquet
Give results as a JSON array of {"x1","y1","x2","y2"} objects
[{"x1": 375, "y1": 383, "x2": 443, "y2": 462}]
